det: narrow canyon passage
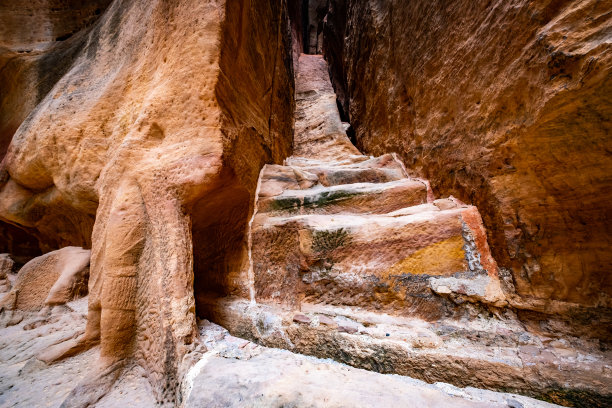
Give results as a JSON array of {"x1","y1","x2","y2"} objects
[
  {"x1": 245, "y1": 53, "x2": 506, "y2": 315},
  {"x1": 0, "y1": 1, "x2": 610, "y2": 407}
]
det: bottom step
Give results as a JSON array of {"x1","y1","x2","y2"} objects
[
  {"x1": 198, "y1": 297, "x2": 612, "y2": 408},
  {"x1": 186, "y1": 319, "x2": 560, "y2": 408}
]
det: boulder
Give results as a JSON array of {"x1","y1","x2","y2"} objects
[
  {"x1": 0, "y1": 247, "x2": 90, "y2": 311},
  {"x1": 45, "y1": 250, "x2": 90, "y2": 306}
]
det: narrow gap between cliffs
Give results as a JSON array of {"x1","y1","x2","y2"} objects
[
  {"x1": 194, "y1": 0, "x2": 359, "y2": 323},
  {"x1": 301, "y1": 0, "x2": 359, "y2": 151},
  {"x1": 192, "y1": 176, "x2": 250, "y2": 322}
]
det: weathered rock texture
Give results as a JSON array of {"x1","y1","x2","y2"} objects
[
  {"x1": 184, "y1": 320, "x2": 560, "y2": 408},
  {"x1": 323, "y1": 0, "x2": 612, "y2": 332},
  {"x1": 0, "y1": 253, "x2": 14, "y2": 293},
  {"x1": 0, "y1": 253, "x2": 12, "y2": 278},
  {"x1": 0, "y1": 246, "x2": 89, "y2": 312},
  {"x1": 0, "y1": 0, "x2": 294, "y2": 405},
  {"x1": 205, "y1": 297, "x2": 611, "y2": 407}
]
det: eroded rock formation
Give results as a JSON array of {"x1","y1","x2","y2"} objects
[
  {"x1": 1, "y1": 0, "x2": 293, "y2": 405},
  {"x1": 0, "y1": 253, "x2": 14, "y2": 293},
  {"x1": 0, "y1": 0, "x2": 610, "y2": 407},
  {"x1": 323, "y1": 0, "x2": 612, "y2": 337}
]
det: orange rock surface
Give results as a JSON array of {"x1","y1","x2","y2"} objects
[
  {"x1": 323, "y1": 0, "x2": 612, "y2": 322},
  {"x1": 0, "y1": 0, "x2": 294, "y2": 405}
]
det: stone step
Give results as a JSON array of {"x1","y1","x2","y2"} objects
[
  {"x1": 256, "y1": 153, "x2": 433, "y2": 216},
  {"x1": 186, "y1": 320, "x2": 563, "y2": 408},
  {"x1": 259, "y1": 154, "x2": 412, "y2": 197},
  {"x1": 200, "y1": 297, "x2": 610, "y2": 406},
  {"x1": 285, "y1": 154, "x2": 371, "y2": 168},
  {"x1": 251, "y1": 205, "x2": 506, "y2": 319},
  {"x1": 257, "y1": 178, "x2": 428, "y2": 216},
  {"x1": 287, "y1": 153, "x2": 408, "y2": 186}
]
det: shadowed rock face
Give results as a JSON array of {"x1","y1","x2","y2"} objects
[
  {"x1": 323, "y1": 0, "x2": 612, "y2": 322},
  {"x1": 0, "y1": 0, "x2": 294, "y2": 405}
]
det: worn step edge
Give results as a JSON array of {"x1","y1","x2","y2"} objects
[
  {"x1": 257, "y1": 178, "x2": 428, "y2": 215},
  {"x1": 256, "y1": 206, "x2": 467, "y2": 229},
  {"x1": 201, "y1": 297, "x2": 612, "y2": 408}
]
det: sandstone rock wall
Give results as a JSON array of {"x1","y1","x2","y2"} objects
[
  {"x1": 0, "y1": 0, "x2": 294, "y2": 405},
  {"x1": 323, "y1": 0, "x2": 612, "y2": 325},
  {"x1": 1, "y1": 0, "x2": 610, "y2": 405},
  {"x1": 0, "y1": 0, "x2": 113, "y2": 253}
]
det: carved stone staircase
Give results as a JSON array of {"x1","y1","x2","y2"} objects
[
  {"x1": 202, "y1": 54, "x2": 610, "y2": 405},
  {"x1": 249, "y1": 53, "x2": 506, "y2": 316}
]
